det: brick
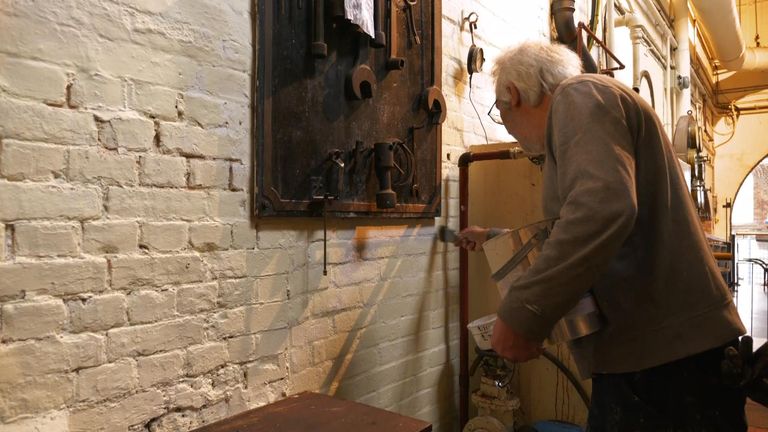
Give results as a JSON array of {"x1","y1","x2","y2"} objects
[
  {"x1": 232, "y1": 221, "x2": 257, "y2": 249},
  {"x1": 257, "y1": 274, "x2": 288, "y2": 303},
  {"x1": 190, "y1": 223, "x2": 232, "y2": 251},
  {"x1": 0, "y1": 55, "x2": 67, "y2": 105},
  {"x1": 63, "y1": 333, "x2": 107, "y2": 369},
  {"x1": 0, "y1": 258, "x2": 107, "y2": 300},
  {"x1": 332, "y1": 261, "x2": 381, "y2": 287},
  {"x1": 107, "y1": 187, "x2": 208, "y2": 220},
  {"x1": 207, "y1": 190, "x2": 247, "y2": 220},
  {"x1": 1, "y1": 298, "x2": 67, "y2": 340},
  {"x1": 137, "y1": 350, "x2": 185, "y2": 388},
  {"x1": 14, "y1": 222, "x2": 80, "y2": 257},
  {"x1": 226, "y1": 334, "x2": 258, "y2": 363},
  {"x1": 83, "y1": 220, "x2": 139, "y2": 254},
  {"x1": 0, "y1": 409, "x2": 68, "y2": 431},
  {"x1": 69, "y1": 72, "x2": 125, "y2": 109},
  {"x1": 209, "y1": 308, "x2": 246, "y2": 339},
  {"x1": 97, "y1": 115, "x2": 155, "y2": 151},
  {"x1": 218, "y1": 278, "x2": 258, "y2": 308},
  {"x1": 69, "y1": 389, "x2": 164, "y2": 432},
  {"x1": 69, "y1": 147, "x2": 138, "y2": 185},
  {"x1": 256, "y1": 328, "x2": 289, "y2": 358},
  {"x1": 213, "y1": 364, "x2": 244, "y2": 389},
  {"x1": 77, "y1": 359, "x2": 136, "y2": 401},
  {"x1": 203, "y1": 250, "x2": 247, "y2": 278},
  {"x1": 159, "y1": 122, "x2": 242, "y2": 160},
  {"x1": 190, "y1": 159, "x2": 229, "y2": 188},
  {"x1": 246, "y1": 250, "x2": 294, "y2": 277},
  {"x1": 168, "y1": 383, "x2": 208, "y2": 410},
  {"x1": 230, "y1": 163, "x2": 248, "y2": 191},
  {"x1": 0, "y1": 374, "x2": 74, "y2": 420},
  {"x1": 186, "y1": 343, "x2": 228, "y2": 376},
  {"x1": 0, "y1": 339, "x2": 69, "y2": 383},
  {"x1": 130, "y1": 81, "x2": 179, "y2": 120},
  {"x1": 198, "y1": 66, "x2": 249, "y2": 101},
  {"x1": 111, "y1": 254, "x2": 205, "y2": 289},
  {"x1": 177, "y1": 283, "x2": 217, "y2": 314},
  {"x1": 0, "y1": 224, "x2": 5, "y2": 261},
  {"x1": 94, "y1": 38, "x2": 196, "y2": 86},
  {"x1": 257, "y1": 226, "x2": 305, "y2": 249},
  {"x1": 184, "y1": 92, "x2": 229, "y2": 128},
  {"x1": 127, "y1": 290, "x2": 176, "y2": 324},
  {"x1": 0, "y1": 140, "x2": 67, "y2": 181},
  {"x1": 0, "y1": 14, "x2": 92, "y2": 68},
  {"x1": 290, "y1": 318, "x2": 333, "y2": 347},
  {"x1": 68, "y1": 293, "x2": 127, "y2": 332},
  {"x1": 140, "y1": 222, "x2": 187, "y2": 251},
  {"x1": 0, "y1": 182, "x2": 101, "y2": 221},
  {"x1": 241, "y1": 303, "x2": 289, "y2": 335},
  {"x1": 0, "y1": 97, "x2": 96, "y2": 145},
  {"x1": 139, "y1": 154, "x2": 187, "y2": 187},
  {"x1": 246, "y1": 361, "x2": 286, "y2": 387},
  {"x1": 107, "y1": 318, "x2": 205, "y2": 360}
]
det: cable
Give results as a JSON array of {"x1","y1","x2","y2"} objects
[
  {"x1": 542, "y1": 349, "x2": 591, "y2": 409},
  {"x1": 468, "y1": 74, "x2": 490, "y2": 145}
]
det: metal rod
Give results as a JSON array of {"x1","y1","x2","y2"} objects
[{"x1": 323, "y1": 196, "x2": 328, "y2": 276}]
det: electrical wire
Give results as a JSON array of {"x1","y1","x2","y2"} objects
[{"x1": 468, "y1": 74, "x2": 490, "y2": 145}]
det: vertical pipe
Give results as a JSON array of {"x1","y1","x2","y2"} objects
[
  {"x1": 457, "y1": 148, "x2": 522, "y2": 429},
  {"x1": 459, "y1": 162, "x2": 469, "y2": 429},
  {"x1": 674, "y1": 0, "x2": 691, "y2": 116},
  {"x1": 606, "y1": 0, "x2": 616, "y2": 70}
]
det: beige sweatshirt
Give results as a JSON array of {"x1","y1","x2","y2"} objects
[{"x1": 497, "y1": 74, "x2": 745, "y2": 373}]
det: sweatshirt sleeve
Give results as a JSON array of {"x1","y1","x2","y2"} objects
[{"x1": 497, "y1": 81, "x2": 639, "y2": 341}]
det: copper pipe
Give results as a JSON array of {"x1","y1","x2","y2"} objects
[{"x1": 457, "y1": 147, "x2": 531, "y2": 429}]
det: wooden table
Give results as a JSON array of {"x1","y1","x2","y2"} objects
[{"x1": 191, "y1": 392, "x2": 433, "y2": 432}]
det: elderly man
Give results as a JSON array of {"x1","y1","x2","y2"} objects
[{"x1": 456, "y1": 40, "x2": 747, "y2": 431}]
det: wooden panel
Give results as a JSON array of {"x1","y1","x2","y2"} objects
[
  {"x1": 256, "y1": 0, "x2": 443, "y2": 218},
  {"x1": 191, "y1": 392, "x2": 432, "y2": 432}
]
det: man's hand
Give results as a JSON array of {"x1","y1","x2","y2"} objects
[
  {"x1": 491, "y1": 317, "x2": 543, "y2": 362},
  {"x1": 453, "y1": 226, "x2": 489, "y2": 251}
]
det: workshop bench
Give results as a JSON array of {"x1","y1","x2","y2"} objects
[{"x1": 191, "y1": 392, "x2": 433, "y2": 432}]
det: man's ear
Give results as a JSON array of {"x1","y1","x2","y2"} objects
[{"x1": 506, "y1": 84, "x2": 521, "y2": 107}]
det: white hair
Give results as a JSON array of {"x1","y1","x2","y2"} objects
[{"x1": 492, "y1": 40, "x2": 583, "y2": 106}]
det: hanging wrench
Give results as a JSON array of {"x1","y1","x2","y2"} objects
[{"x1": 405, "y1": 0, "x2": 420, "y2": 45}]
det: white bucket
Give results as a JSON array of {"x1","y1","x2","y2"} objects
[{"x1": 467, "y1": 314, "x2": 497, "y2": 350}]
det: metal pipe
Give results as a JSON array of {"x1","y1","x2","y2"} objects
[
  {"x1": 457, "y1": 148, "x2": 531, "y2": 429},
  {"x1": 632, "y1": 0, "x2": 677, "y2": 48},
  {"x1": 690, "y1": 0, "x2": 768, "y2": 71},
  {"x1": 606, "y1": 0, "x2": 616, "y2": 70},
  {"x1": 552, "y1": 0, "x2": 599, "y2": 73},
  {"x1": 673, "y1": 0, "x2": 691, "y2": 116}
]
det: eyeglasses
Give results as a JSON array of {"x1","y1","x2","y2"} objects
[{"x1": 487, "y1": 99, "x2": 505, "y2": 125}]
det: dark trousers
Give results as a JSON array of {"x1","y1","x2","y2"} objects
[{"x1": 587, "y1": 343, "x2": 747, "y2": 432}]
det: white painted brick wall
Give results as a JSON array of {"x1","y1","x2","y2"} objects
[{"x1": 0, "y1": 1, "x2": 538, "y2": 430}]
